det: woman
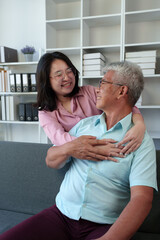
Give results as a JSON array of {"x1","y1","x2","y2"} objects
[{"x1": 36, "y1": 52, "x2": 145, "y2": 157}]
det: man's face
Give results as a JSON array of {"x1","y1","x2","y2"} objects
[{"x1": 96, "y1": 71, "x2": 121, "y2": 111}]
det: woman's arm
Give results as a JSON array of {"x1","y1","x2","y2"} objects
[
  {"x1": 39, "y1": 110, "x2": 76, "y2": 145},
  {"x1": 118, "y1": 107, "x2": 145, "y2": 154}
]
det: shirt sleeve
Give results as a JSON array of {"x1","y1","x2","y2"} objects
[
  {"x1": 39, "y1": 110, "x2": 76, "y2": 146},
  {"x1": 132, "y1": 106, "x2": 141, "y2": 114},
  {"x1": 129, "y1": 131, "x2": 158, "y2": 191}
]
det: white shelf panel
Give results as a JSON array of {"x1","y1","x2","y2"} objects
[
  {"x1": 0, "y1": 62, "x2": 38, "y2": 66},
  {"x1": 0, "y1": 92, "x2": 37, "y2": 96},
  {"x1": 46, "y1": 18, "x2": 80, "y2": 30},
  {"x1": 83, "y1": 15, "x2": 121, "y2": 27},
  {"x1": 83, "y1": 45, "x2": 121, "y2": 52},
  {"x1": 125, "y1": 9, "x2": 160, "y2": 22},
  {"x1": 0, "y1": 121, "x2": 39, "y2": 125},
  {"x1": 46, "y1": 47, "x2": 81, "y2": 55},
  {"x1": 138, "y1": 105, "x2": 160, "y2": 109}
]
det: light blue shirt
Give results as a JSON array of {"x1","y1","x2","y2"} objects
[{"x1": 56, "y1": 113, "x2": 157, "y2": 224}]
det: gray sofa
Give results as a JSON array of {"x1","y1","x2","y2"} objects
[{"x1": 0, "y1": 141, "x2": 159, "y2": 239}]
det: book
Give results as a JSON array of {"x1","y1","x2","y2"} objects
[
  {"x1": 142, "y1": 69, "x2": 155, "y2": 75},
  {"x1": 15, "y1": 74, "x2": 22, "y2": 92},
  {"x1": 125, "y1": 57, "x2": 156, "y2": 63},
  {"x1": 83, "y1": 52, "x2": 106, "y2": 62},
  {"x1": 83, "y1": 58, "x2": 105, "y2": 66},
  {"x1": 126, "y1": 50, "x2": 157, "y2": 58},
  {"x1": 137, "y1": 62, "x2": 156, "y2": 69},
  {"x1": 83, "y1": 70, "x2": 103, "y2": 76},
  {"x1": 83, "y1": 64, "x2": 104, "y2": 71},
  {"x1": 0, "y1": 46, "x2": 18, "y2": 63},
  {"x1": 9, "y1": 96, "x2": 19, "y2": 121},
  {"x1": 1, "y1": 96, "x2": 6, "y2": 120}
]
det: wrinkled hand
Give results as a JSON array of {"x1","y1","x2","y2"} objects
[
  {"x1": 117, "y1": 124, "x2": 145, "y2": 155},
  {"x1": 67, "y1": 135, "x2": 124, "y2": 162}
]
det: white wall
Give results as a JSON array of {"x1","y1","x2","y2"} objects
[{"x1": 0, "y1": 0, "x2": 45, "y2": 61}]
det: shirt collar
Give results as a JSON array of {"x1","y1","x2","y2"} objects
[{"x1": 95, "y1": 112, "x2": 132, "y2": 132}]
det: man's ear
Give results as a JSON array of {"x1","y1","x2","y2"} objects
[{"x1": 117, "y1": 86, "x2": 128, "y2": 99}]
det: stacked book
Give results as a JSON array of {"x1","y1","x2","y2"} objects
[
  {"x1": 83, "y1": 52, "x2": 106, "y2": 76},
  {"x1": 125, "y1": 50, "x2": 157, "y2": 75}
]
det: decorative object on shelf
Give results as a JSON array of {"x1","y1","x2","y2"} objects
[{"x1": 21, "y1": 45, "x2": 36, "y2": 62}]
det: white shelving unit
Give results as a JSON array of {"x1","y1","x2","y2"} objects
[
  {"x1": 45, "y1": 0, "x2": 160, "y2": 141},
  {"x1": 0, "y1": 62, "x2": 47, "y2": 143},
  {"x1": 0, "y1": 0, "x2": 159, "y2": 144}
]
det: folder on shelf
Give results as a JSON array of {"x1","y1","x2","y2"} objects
[
  {"x1": 22, "y1": 73, "x2": 30, "y2": 92},
  {"x1": 30, "y1": 74, "x2": 37, "y2": 92},
  {"x1": 10, "y1": 74, "x2": 16, "y2": 92},
  {"x1": 0, "y1": 46, "x2": 18, "y2": 63},
  {"x1": 32, "y1": 104, "x2": 38, "y2": 121},
  {"x1": 25, "y1": 103, "x2": 32, "y2": 121},
  {"x1": 19, "y1": 103, "x2": 26, "y2": 121},
  {"x1": 15, "y1": 73, "x2": 22, "y2": 92}
]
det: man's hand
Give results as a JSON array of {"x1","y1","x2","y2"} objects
[{"x1": 67, "y1": 135, "x2": 124, "y2": 162}]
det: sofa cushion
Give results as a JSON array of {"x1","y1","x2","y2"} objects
[
  {"x1": 0, "y1": 141, "x2": 69, "y2": 215},
  {"x1": 0, "y1": 209, "x2": 33, "y2": 234}
]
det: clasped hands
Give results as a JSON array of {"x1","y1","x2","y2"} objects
[{"x1": 67, "y1": 135, "x2": 125, "y2": 162}]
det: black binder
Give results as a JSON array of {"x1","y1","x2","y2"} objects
[
  {"x1": 32, "y1": 105, "x2": 38, "y2": 121},
  {"x1": 26, "y1": 103, "x2": 32, "y2": 121},
  {"x1": 19, "y1": 103, "x2": 26, "y2": 121}
]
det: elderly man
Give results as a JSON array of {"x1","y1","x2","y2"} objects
[
  {"x1": 45, "y1": 61, "x2": 157, "y2": 240},
  {"x1": 1, "y1": 61, "x2": 157, "y2": 240}
]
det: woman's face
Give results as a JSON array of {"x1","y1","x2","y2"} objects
[{"x1": 49, "y1": 59, "x2": 76, "y2": 98}]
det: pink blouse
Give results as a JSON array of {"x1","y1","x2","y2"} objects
[{"x1": 39, "y1": 85, "x2": 140, "y2": 145}]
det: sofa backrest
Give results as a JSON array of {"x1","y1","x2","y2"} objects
[
  {"x1": 138, "y1": 150, "x2": 160, "y2": 234},
  {"x1": 0, "y1": 141, "x2": 69, "y2": 215}
]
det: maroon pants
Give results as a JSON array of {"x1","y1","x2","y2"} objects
[{"x1": 0, "y1": 205, "x2": 112, "y2": 240}]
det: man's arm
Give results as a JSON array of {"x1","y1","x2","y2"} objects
[
  {"x1": 46, "y1": 135, "x2": 124, "y2": 169},
  {"x1": 96, "y1": 186, "x2": 153, "y2": 240}
]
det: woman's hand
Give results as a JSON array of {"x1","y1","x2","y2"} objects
[
  {"x1": 117, "y1": 123, "x2": 145, "y2": 155},
  {"x1": 67, "y1": 135, "x2": 124, "y2": 162}
]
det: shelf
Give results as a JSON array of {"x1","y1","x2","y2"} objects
[
  {"x1": 125, "y1": 0, "x2": 160, "y2": 12},
  {"x1": 46, "y1": 18, "x2": 80, "y2": 29},
  {"x1": 0, "y1": 121, "x2": 39, "y2": 125},
  {"x1": 83, "y1": 0, "x2": 121, "y2": 17},
  {"x1": 46, "y1": 47, "x2": 81, "y2": 55},
  {"x1": 0, "y1": 92, "x2": 37, "y2": 96},
  {"x1": 138, "y1": 105, "x2": 160, "y2": 109},
  {"x1": 46, "y1": 0, "x2": 81, "y2": 20},
  {"x1": 125, "y1": 9, "x2": 160, "y2": 22},
  {"x1": 0, "y1": 61, "x2": 38, "y2": 66}
]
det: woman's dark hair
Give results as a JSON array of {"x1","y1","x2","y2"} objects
[{"x1": 36, "y1": 51, "x2": 80, "y2": 111}]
